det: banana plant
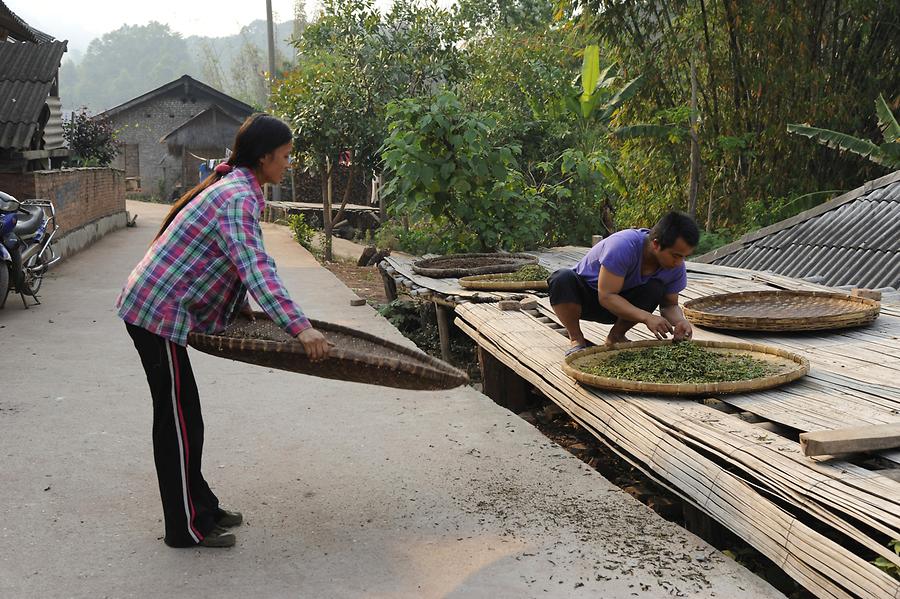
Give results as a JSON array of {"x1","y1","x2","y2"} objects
[{"x1": 787, "y1": 93, "x2": 900, "y2": 169}]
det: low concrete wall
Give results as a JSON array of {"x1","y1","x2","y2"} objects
[
  {"x1": 0, "y1": 167, "x2": 126, "y2": 264},
  {"x1": 53, "y1": 211, "x2": 129, "y2": 262}
]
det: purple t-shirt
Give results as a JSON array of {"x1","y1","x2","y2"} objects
[{"x1": 573, "y1": 228, "x2": 687, "y2": 294}]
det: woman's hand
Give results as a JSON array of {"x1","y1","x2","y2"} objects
[{"x1": 298, "y1": 327, "x2": 329, "y2": 361}]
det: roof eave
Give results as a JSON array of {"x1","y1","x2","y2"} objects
[{"x1": 695, "y1": 169, "x2": 900, "y2": 264}]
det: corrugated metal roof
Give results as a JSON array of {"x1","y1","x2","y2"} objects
[
  {"x1": 0, "y1": 0, "x2": 38, "y2": 42},
  {"x1": 0, "y1": 41, "x2": 66, "y2": 81},
  {"x1": 708, "y1": 172, "x2": 900, "y2": 290},
  {"x1": 43, "y1": 95, "x2": 63, "y2": 149},
  {"x1": 0, "y1": 40, "x2": 66, "y2": 150}
]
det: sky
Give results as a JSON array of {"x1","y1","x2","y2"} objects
[{"x1": 14, "y1": 0, "x2": 398, "y2": 54}]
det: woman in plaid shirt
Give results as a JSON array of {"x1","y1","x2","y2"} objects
[{"x1": 117, "y1": 114, "x2": 329, "y2": 548}]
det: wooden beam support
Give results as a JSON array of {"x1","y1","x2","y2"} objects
[
  {"x1": 477, "y1": 346, "x2": 533, "y2": 414},
  {"x1": 378, "y1": 264, "x2": 397, "y2": 302},
  {"x1": 435, "y1": 302, "x2": 453, "y2": 362},
  {"x1": 800, "y1": 424, "x2": 900, "y2": 457}
]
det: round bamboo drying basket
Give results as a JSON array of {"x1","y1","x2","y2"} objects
[
  {"x1": 458, "y1": 273, "x2": 549, "y2": 291},
  {"x1": 563, "y1": 339, "x2": 809, "y2": 396},
  {"x1": 412, "y1": 253, "x2": 538, "y2": 278},
  {"x1": 188, "y1": 313, "x2": 469, "y2": 390},
  {"x1": 682, "y1": 290, "x2": 880, "y2": 332}
]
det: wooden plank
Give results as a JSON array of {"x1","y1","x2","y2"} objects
[{"x1": 801, "y1": 424, "x2": 900, "y2": 457}]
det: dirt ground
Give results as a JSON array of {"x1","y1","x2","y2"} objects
[{"x1": 323, "y1": 258, "x2": 388, "y2": 304}]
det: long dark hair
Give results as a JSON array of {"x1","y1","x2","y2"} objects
[{"x1": 155, "y1": 113, "x2": 293, "y2": 240}]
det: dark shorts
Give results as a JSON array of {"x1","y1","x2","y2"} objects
[{"x1": 547, "y1": 268, "x2": 666, "y2": 324}]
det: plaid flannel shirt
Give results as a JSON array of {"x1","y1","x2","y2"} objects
[{"x1": 116, "y1": 167, "x2": 311, "y2": 346}]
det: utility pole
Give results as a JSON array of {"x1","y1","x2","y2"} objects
[{"x1": 265, "y1": 0, "x2": 281, "y2": 201}]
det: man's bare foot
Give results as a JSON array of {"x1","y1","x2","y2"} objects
[{"x1": 605, "y1": 334, "x2": 629, "y2": 346}]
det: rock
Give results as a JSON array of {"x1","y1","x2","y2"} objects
[
  {"x1": 519, "y1": 298, "x2": 538, "y2": 310},
  {"x1": 366, "y1": 249, "x2": 391, "y2": 267},
  {"x1": 851, "y1": 288, "x2": 882, "y2": 301},
  {"x1": 350, "y1": 298, "x2": 366, "y2": 307},
  {"x1": 498, "y1": 300, "x2": 522, "y2": 311},
  {"x1": 357, "y1": 246, "x2": 377, "y2": 266}
]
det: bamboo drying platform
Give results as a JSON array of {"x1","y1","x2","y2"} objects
[
  {"x1": 380, "y1": 248, "x2": 585, "y2": 360},
  {"x1": 454, "y1": 262, "x2": 900, "y2": 599}
]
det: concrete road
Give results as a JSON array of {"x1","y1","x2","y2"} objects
[{"x1": 0, "y1": 201, "x2": 781, "y2": 598}]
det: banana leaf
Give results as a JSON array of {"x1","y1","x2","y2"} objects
[{"x1": 875, "y1": 94, "x2": 900, "y2": 143}]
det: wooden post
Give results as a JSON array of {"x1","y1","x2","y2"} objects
[
  {"x1": 477, "y1": 346, "x2": 533, "y2": 413},
  {"x1": 378, "y1": 264, "x2": 398, "y2": 302},
  {"x1": 376, "y1": 174, "x2": 385, "y2": 224},
  {"x1": 435, "y1": 302, "x2": 452, "y2": 362},
  {"x1": 591, "y1": 234, "x2": 603, "y2": 246},
  {"x1": 682, "y1": 502, "x2": 727, "y2": 547}
]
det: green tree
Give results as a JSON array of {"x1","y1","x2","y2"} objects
[
  {"x1": 567, "y1": 0, "x2": 900, "y2": 231},
  {"x1": 454, "y1": 0, "x2": 558, "y2": 34},
  {"x1": 788, "y1": 94, "x2": 900, "y2": 170},
  {"x1": 273, "y1": 0, "x2": 467, "y2": 255},
  {"x1": 381, "y1": 92, "x2": 546, "y2": 252}
]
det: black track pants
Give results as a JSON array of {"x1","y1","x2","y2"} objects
[{"x1": 126, "y1": 323, "x2": 219, "y2": 547}]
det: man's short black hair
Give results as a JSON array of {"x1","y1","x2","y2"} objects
[{"x1": 649, "y1": 211, "x2": 700, "y2": 249}]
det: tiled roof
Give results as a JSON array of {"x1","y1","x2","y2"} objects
[
  {"x1": 696, "y1": 170, "x2": 900, "y2": 292},
  {"x1": 0, "y1": 40, "x2": 67, "y2": 149},
  {"x1": 98, "y1": 75, "x2": 253, "y2": 120}
]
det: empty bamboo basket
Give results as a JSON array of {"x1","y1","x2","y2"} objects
[{"x1": 683, "y1": 290, "x2": 880, "y2": 331}]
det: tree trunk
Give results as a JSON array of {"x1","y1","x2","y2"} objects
[
  {"x1": 332, "y1": 153, "x2": 356, "y2": 225},
  {"x1": 688, "y1": 55, "x2": 701, "y2": 221},
  {"x1": 323, "y1": 157, "x2": 333, "y2": 262}
]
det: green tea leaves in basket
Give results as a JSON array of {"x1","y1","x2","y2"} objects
[{"x1": 575, "y1": 342, "x2": 776, "y2": 384}]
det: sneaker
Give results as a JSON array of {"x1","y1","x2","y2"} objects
[
  {"x1": 215, "y1": 507, "x2": 243, "y2": 528},
  {"x1": 199, "y1": 526, "x2": 236, "y2": 548}
]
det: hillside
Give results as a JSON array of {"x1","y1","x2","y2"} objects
[{"x1": 60, "y1": 19, "x2": 298, "y2": 113}]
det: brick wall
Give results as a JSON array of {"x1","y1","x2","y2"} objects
[
  {"x1": 0, "y1": 172, "x2": 36, "y2": 200},
  {"x1": 27, "y1": 168, "x2": 125, "y2": 236}
]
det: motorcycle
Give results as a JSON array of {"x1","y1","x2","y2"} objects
[{"x1": 0, "y1": 191, "x2": 60, "y2": 309}]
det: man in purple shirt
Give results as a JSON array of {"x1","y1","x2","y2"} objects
[{"x1": 548, "y1": 211, "x2": 699, "y2": 353}]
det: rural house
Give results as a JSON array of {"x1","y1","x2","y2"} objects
[
  {"x1": 98, "y1": 75, "x2": 253, "y2": 199},
  {"x1": 0, "y1": 0, "x2": 68, "y2": 172}
]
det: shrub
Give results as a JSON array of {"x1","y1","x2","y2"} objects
[
  {"x1": 62, "y1": 109, "x2": 117, "y2": 167},
  {"x1": 287, "y1": 214, "x2": 316, "y2": 250}
]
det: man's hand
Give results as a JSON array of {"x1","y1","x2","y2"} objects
[
  {"x1": 673, "y1": 319, "x2": 693, "y2": 342},
  {"x1": 298, "y1": 327, "x2": 329, "y2": 361},
  {"x1": 644, "y1": 314, "x2": 674, "y2": 340}
]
